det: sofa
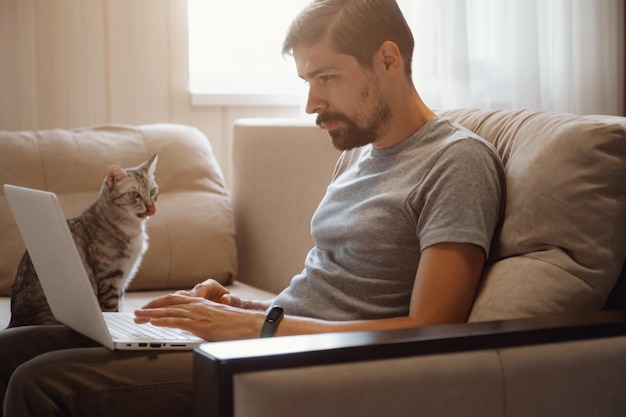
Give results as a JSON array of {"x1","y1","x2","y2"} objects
[
  {"x1": 0, "y1": 122, "x2": 282, "y2": 329},
  {"x1": 193, "y1": 109, "x2": 626, "y2": 417},
  {"x1": 1, "y1": 109, "x2": 625, "y2": 416}
]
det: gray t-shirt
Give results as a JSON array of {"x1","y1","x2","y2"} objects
[{"x1": 273, "y1": 117, "x2": 505, "y2": 321}]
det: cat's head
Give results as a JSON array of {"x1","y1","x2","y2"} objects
[{"x1": 104, "y1": 154, "x2": 159, "y2": 219}]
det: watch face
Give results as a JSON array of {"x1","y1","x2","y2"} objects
[{"x1": 266, "y1": 306, "x2": 284, "y2": 323}]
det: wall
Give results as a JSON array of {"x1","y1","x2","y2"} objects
[
  {"x1": 0, "y1": 0, "x2": 300, "y2": 183},
  {"x1": 1, "y1": 0, "x2": 623, "y2": 164}
]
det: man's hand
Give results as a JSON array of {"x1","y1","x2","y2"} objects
[
  {"x1": 174, "y1": 278, "x2": 243, "y2": 307},
  {"x1": 133, "y1": 294, "x2": 264, "y2": 341}
]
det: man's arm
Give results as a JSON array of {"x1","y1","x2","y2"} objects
[
  {"x1": 272, "y1": 242, "x2": 485, "y2": 335},
  {"x1": 134, "y1": 242, "x2": 485, "y2": 341},
  {"x1": 409, "y1": 242, "x2": 485, "y2": 324}
]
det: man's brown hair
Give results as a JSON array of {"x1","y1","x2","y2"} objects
[{"x1": 282, "y1": 0, "x2": 415, "y2": 77}]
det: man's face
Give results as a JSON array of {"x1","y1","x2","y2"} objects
[{"x1": 293, "y1": 37, "x2": 392, "y2": 151}]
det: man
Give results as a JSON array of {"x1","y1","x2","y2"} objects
[{"x1": 0, "y1": 0, "x2": 505, "y2": 416}]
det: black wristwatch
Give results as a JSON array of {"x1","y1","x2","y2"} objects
[{"x1": 260, "y1": 306, "x2": 284, "y2": 338}]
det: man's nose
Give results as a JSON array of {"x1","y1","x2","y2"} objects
[{"x1": 305, "y1": 86, "x2": 326, "y2": 115}]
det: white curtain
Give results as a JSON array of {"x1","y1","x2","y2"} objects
[{"x1": 400, "y1": 0, "x2": 625, "y2": 115}]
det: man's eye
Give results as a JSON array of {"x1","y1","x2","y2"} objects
[{"x1": 319, "y1": 74, "x2": 334, "y2": 84}]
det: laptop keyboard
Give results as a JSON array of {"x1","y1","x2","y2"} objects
[{"x1": 104, "y1": 313, "x2": 198, "y2": 341}]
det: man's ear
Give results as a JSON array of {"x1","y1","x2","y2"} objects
[{"x1": 378, "y1": 41, "x2": 402, "y2": 75}]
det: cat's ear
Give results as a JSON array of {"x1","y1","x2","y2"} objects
[
  {"x1": 142, "y1": 154, "x2": 158, "y2": 178},
  {"x1": 106, "y1": 163, "x2": 128, "y2": 189}
]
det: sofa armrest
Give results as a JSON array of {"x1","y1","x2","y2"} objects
[{"x1": 193, "y1": 309, "x2": 626, "y2": 417}]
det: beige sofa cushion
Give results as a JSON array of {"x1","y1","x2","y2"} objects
[
  {"x1": 0, "y1": 124, "x2": 237, "y2": 296},
  {"x1": 231, "y1": 118, "x2": 341, "y2": 293},
  {"x1": 440, "y1": 109, "x2": 626, "y2": 320}
]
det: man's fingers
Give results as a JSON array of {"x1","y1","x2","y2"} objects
[{"x1": 140, "y1": 294, "x2": 196, "y2": 309}]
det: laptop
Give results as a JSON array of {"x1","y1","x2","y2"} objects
[{"x1": 4, "y1": 184, "x2": 204, "y2": 350}]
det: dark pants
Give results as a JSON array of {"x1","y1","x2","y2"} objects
[{"x1": 0, "y1": 326, "x2": 193, "y2": 417}]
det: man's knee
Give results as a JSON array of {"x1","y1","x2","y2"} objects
[{"x1": 5, "y1": 356, "x2": 70, "y2": 416}]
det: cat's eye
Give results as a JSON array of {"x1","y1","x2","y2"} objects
[{"x1": 129, "y1": 191, "x2": 140, "y2": 199}]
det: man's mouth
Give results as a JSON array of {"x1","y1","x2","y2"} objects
[
  {"x1": 316, "y1": 115, "x2": 328, "y2": 129},
  {"x1": 317, "y1": 113, "x2": 344, "y2": 131},
  {"x1": 321, "y1": 120, "x2": 338, "y2": 130}
]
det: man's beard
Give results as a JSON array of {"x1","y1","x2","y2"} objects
[{"x1": 316, "y1": 80, "x2": 392, "y2": 151}]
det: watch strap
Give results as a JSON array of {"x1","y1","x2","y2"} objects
[{"x1": 260, "y1": 306, "x2": 284, "y2": 338}]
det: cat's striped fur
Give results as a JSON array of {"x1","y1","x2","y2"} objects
[{"x1": 7, "y1": 154, "x2": 159, "y2": 328}]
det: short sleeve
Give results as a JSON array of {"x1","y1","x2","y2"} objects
[{"x1": 412, "y1": 139, "x2": 505, "y2": 257}]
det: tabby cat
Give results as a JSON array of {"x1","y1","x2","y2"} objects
[{"x1": 7, "y1": 154, "x2": 159, "y2": 328}]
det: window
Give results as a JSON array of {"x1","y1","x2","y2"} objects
[
  {"x1": 187, "y1": 0, "x2": 433, "y2": 107},
  {"x1": 189, "y1": 0, "x2": 624, "y2": 115},
  {"x1": 188, "y1": 0, "x2": 310, "y2": 106}
]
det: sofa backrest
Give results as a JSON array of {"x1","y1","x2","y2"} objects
[
  {"x1": 0, "y1": 124, "x2": 237, "y2": 296},
  {"x1": 438, "y1": 109, "x2": 626, "y2": 320},
  {"x1": 231, "y1": 118, "x2": 341, "y2": 294}
]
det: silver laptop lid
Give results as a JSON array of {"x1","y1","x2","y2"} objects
[{"x1": 4, "y1": 184, "x2": 114, "y2": 349}]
